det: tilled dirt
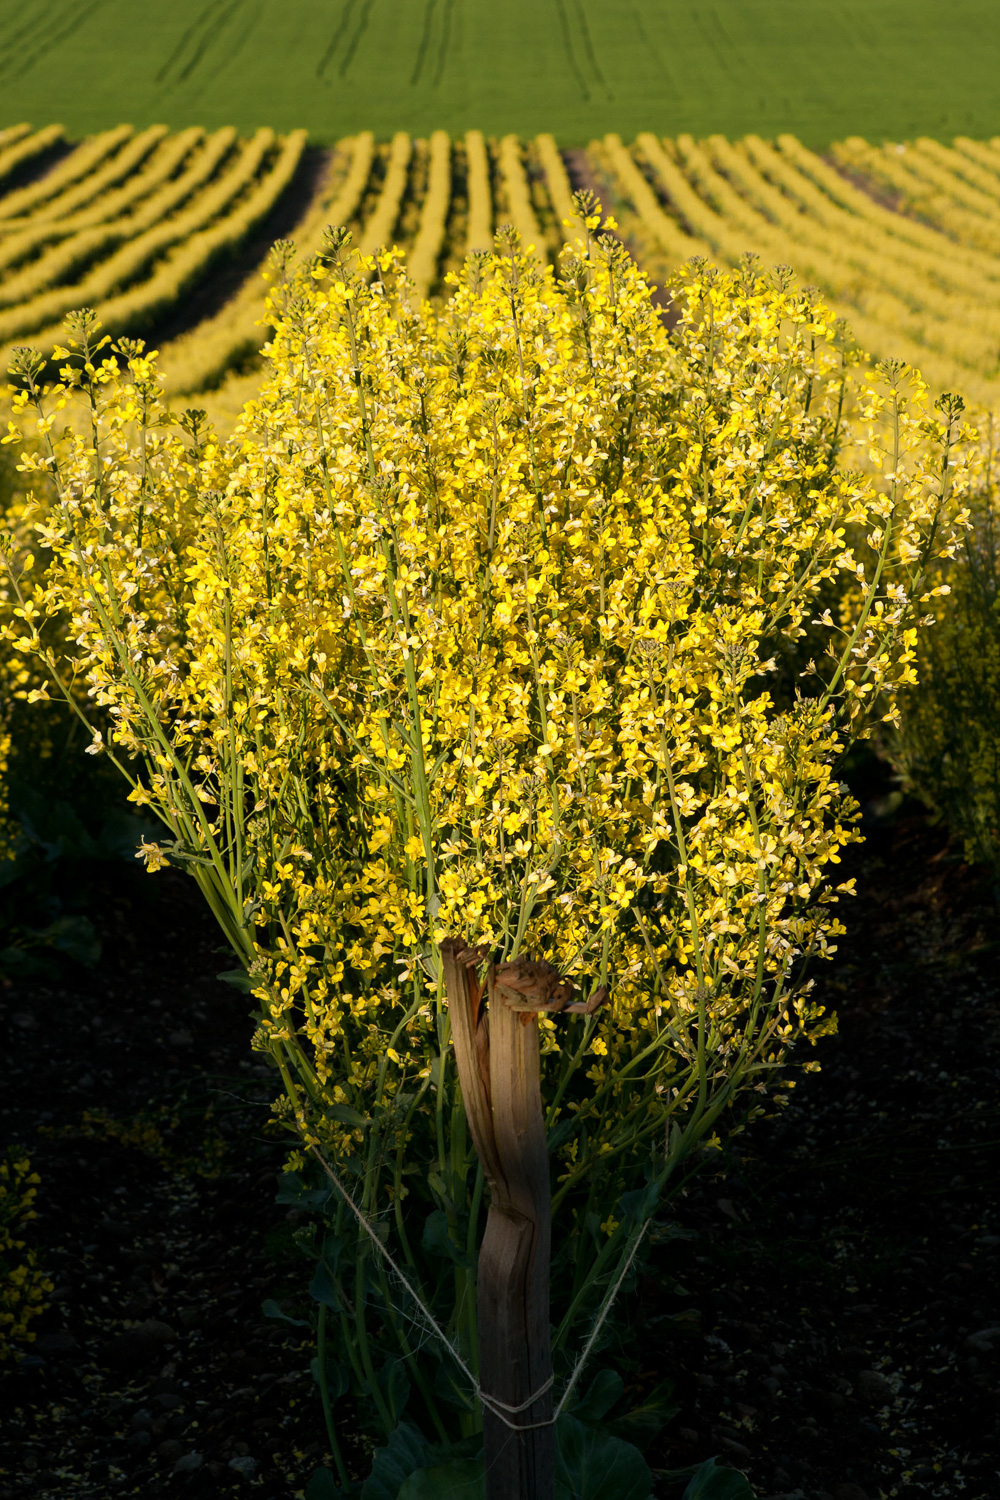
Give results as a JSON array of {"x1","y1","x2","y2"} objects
[
  {"x1": 641, "y1": 807, "x2": 1000, "y2": 1500},
  {"x1": 0, "y1": 868, "x2": 327, "y2": 1498},
  {"x1": 0, "y1": 805, "x2": 997, "y2": 1499}
]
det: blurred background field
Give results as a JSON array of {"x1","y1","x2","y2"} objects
[
  {"x1": 0, "y1": 0, "x2": 998, "y2": 145},
  {"x1": 5, "y1": 125, "x2": 1000, "y2": 429}
]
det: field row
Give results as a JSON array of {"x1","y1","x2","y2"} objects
[
  {"x1": 598, "y1": 132, "x2": 1000, "y2": 408},
  {"x1": 4, "y1": 124, "x2": 1000, "y2": 414}
]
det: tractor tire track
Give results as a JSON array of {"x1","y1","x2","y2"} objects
[
  {"x1": 0, "y1": 0, "x2": 107, "y2": 82},
  {"x1": 173, "y1": 0, "x2": 250, "y2": 85},
  {"x1": 154, "y1": 0, "x2": 227, "y2": 85},
  {"x1": 338, "y1": 0, "x2": 375, "y2": 79},
  {"x1": 433, "y1": 0, "x2": 455, "y2": 88},
  {"x1": 0, "y1": 0, "x2": 67, "y2": 70},
  {"x1": 316, "y1": 0, "x2": 360, "y2": 81},
  {"x1": 411, "y1": 0, "x2": 437, "y2": 86},
  {"x1": 552, "y1": 0, "x2": 589, "y2": 102},
  {"x1": 571, "y1": 0, "x2": 611, "y2": 98}
]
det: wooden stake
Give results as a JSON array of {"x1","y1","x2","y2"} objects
[{"x1": 440, "y1": 941, "x2": 555, "y2": 1500}]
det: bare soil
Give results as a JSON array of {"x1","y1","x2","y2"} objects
[{"x1": 0, "y1": 795, "x2": 997, "y2": 1499}]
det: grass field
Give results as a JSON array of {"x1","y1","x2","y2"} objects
[{"x1": 0, "y1": 0, "x2": 998, "y2": 145}]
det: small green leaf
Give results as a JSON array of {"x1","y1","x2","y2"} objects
[
  {"x1": 608, "y1": 1379, "x2": 679, "y2": 1452},
  {"x1": 556, "y1": 1412, "x2": 653, "y2": 1500},
  {"x1": 570, "y1": 1368, "x2": 624, "y2": 1424},
  {"x1": 305, "y1": 1467, "x2": 350, "y2": 1499},
  {"x1": 329, "y1": 1102, "x2": 370, "y2": 1128},
  {"x1": 396, "y1": 1460, "x2": 485, "y2": 1499},
  {"x1": 309, "y1": 1262, "x2": 342, "y2": 1311},
  {"x1": 373, "y1": 1357, "x2": 411, "y2": 1426},
  {"x1": 422, "y1": 1209, "x2": 470, "y2": 1267},
  {"x1": 619, "y1": 1179, "x2": 661, "y2": 1225},
  {"x1": 361, "y1": 1422, "x2": 432, "y2": 1500},
  {"x1": 275, "y1": 1171, "x2": 330, "y2": 1209},
  {"x1": 432, "y1": 1354, "x2": 476, "y2": 1412},
  {"x1": 261, "y1": 1298, "x2": 310, "y2": 1327},
  {"x1": 681, "y1": 1457, "x2": 755, "y2": 1500},
  {"x1": 546, "y1": 1117, "x2": 577, "y2": 1152},
  {"x1": 310, "y1": 1355, "x2": 350, "y2": 1400},
  {"x1": 217, "y1": 968, "x2": 253, "y2": 992}
]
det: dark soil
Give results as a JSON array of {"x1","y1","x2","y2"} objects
[
  {"x1": 1, "y1": 798, "x2": 997, "y2": 1499},
  {"x1": 640, "y1": 803, "x2": 1000, "y2": 1500},
  {"x1": 0, "y1": 867, "x2": 327, "y2": 1498}
]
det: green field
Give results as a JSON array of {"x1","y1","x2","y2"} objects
[{"x1": 0, "y1": 0, "x2": 997, "y2": 146}]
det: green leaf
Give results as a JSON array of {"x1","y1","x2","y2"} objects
[
  {"x1": 681, "y1": 1457, "x2": 755, "y2": 1500},
  {"x1": 329, "y1": 1102, "x2": 370, "y2": 1128},
  {"x1": 570, "y1": 1369, "x2": 624, "y2": 1424},
  {"x1": 309, "y1": 1262, "x2": 342, "y2": 1311},
  {"x1": 261, "y1": 1298, "x2": 310, "y2": 1328},
  {"x1": 310, "y1": 1355, "x2": 350, "y2": 1400},
  {"x1": 608, "y1": 1379, "x2": 679, "y2": 1452},
  {"x1": 619, "y1": 1179, "x2": 661, "y2": 1225},
  {"x1": 274, "y1": 1171, "x2": 330, "y2": 1209},
  {"x1": 305, "y1": 1467, "x2": 352, "y2": 1499},
  {"x1": 555, "y1": 1412, "x2": 653, "y2": 1500},
  {"x1": 373, "y1": 1357, "x2": 411, "y2": 1426},
  {"x1": 396, "y1": 1460, "x2": 485, "y2": 1500},
  {"x1": 422, "y1": 1209, "x2": 470, "y2": 1267},
  {"x1": 217, "y1": 968, "x2": 252, "y2": 992},
  {"x1": 432, "y1": 1355, "x2": 476, "y2": 1412},
  {"x1": 33, "y1": 914, "x2": 101, "y2": 965},
  {"x1": 361, "y1": 1422, "x2": 433, "y2": 1500},
  {"x1": 546, "y1": 1117, "x2": 577, "y2": 1152}
]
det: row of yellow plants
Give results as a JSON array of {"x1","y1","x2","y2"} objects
[
  {"x1": 2, "y1": 125, "x2": 200, "y2": 237},
  {"x1": 833, "y1": 136, "x2": 1000, "y2": 253},
  {"x1": 358, "y1": 132, "x2": 412, "y2": 257},
  {"x1": 0, "y1": 124, "x2": 64, "y2": 201},
  {"x1": 408, "y1": 130, "x2": 452, "y2": 301},
  {"x1": 599, "y1": 133, "x2": 1000, "y2": 407},
  {"x1": 1, "y1": 126, "x2": 131, "y2": 220},
  {"x1": 1, "y1": 125, "x2": 165, "y2": 248},
  {"x1": 738, "y1": 135, "x2": 1000, "y2": 308},
  {"x1": 0, "y1": 127, "x2": 234, "y2": 300},
  {"x1": 0, "y1": 128, "x2": 292, "y2": 350},
  {"x1": 0, "y1": 124, "x2": 32, "y2": 155},
  {"x1": 700, "y1": 135, "x2": 1000, "y2": 375},
  {"x1": 497, "y1": 134, "x2": 544, "y2": 262},
  {"x1": 535, "y1": 133, "x2": 584, "y2": 243},
  {"x1": 661, "y1": 136, "x2": 993, "y2": 395},
  {"x1": 464, "y1": 129, "x2": 493, "y2": 255}
]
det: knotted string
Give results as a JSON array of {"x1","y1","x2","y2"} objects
[{"x1": 310, "y1": 1145, "x2": 649, "y2": 1432}]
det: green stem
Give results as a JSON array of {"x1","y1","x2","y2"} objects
[{"x1": 316, "y1": 1305, "x2": 350, "y2": 1487}]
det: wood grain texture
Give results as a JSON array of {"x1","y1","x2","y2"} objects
[{"x1": 440, "y1": 940, "x2": 555, "y2": 1500}]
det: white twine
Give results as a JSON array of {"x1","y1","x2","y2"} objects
[{"x1": 310, "y1": 1146, "x2": 650, "y2": 1432}]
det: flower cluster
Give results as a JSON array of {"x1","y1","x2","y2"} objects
[
  {"x1": 0, "y1": 1149, "x2": 52, "y2": 1359},
  {"x1": 3, "y1": 237, "x2": 971, "y2": 1199}
]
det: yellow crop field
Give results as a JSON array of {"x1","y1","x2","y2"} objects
[{"x1": 3, "y1": 124, "x2": 1000, "y2": 420}]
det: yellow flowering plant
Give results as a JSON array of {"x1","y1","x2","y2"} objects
[
  {"x1": 1, "y1": 222, "x2": 971, "y2": 1455},
  {"x1": 894, "y1": 421, "x2": 1000, "y2": 871}
]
